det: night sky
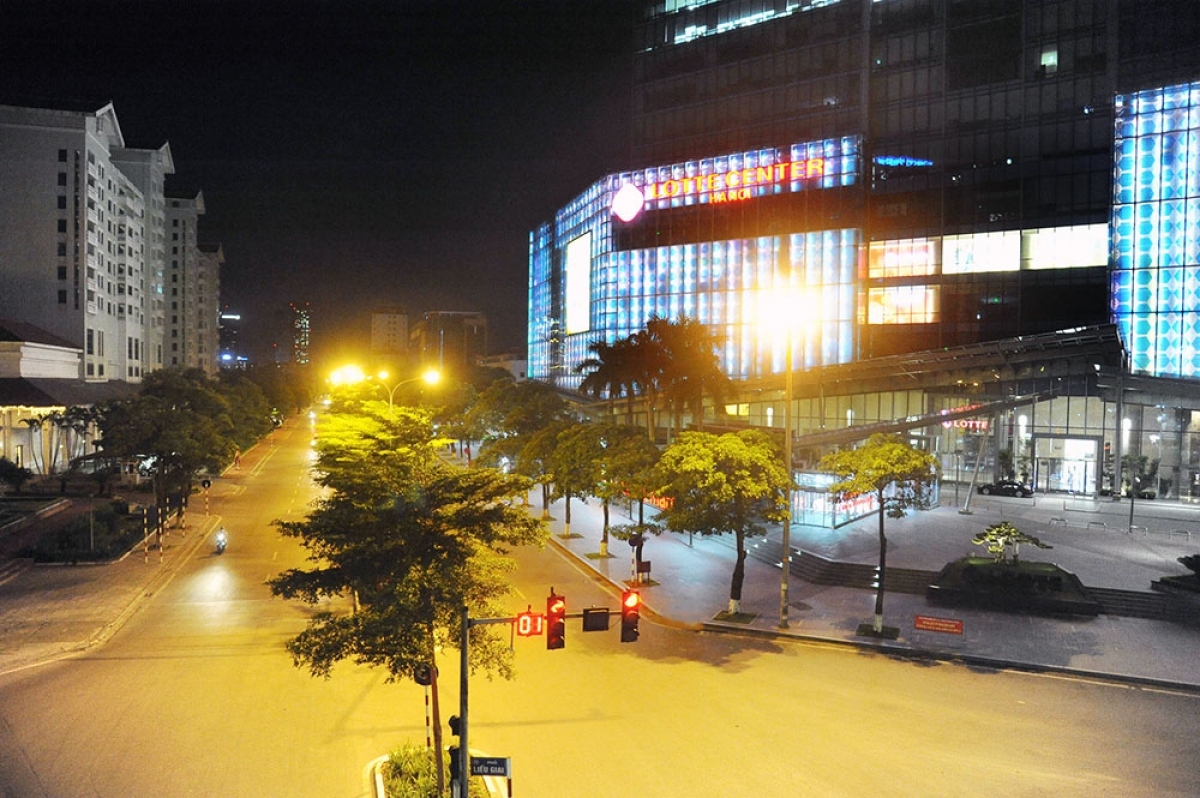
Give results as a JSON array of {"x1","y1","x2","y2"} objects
[{"x1": 0, "y1": 0, "x2": 640, "y2": 364}]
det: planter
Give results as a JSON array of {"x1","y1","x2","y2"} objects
[{"x1": 927, "y1": 557, "x2": 1101, "y2": 616}]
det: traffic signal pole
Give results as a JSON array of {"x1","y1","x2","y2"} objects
[{"x1": 458, "y1": 605, "x2": 469, "y2": 798}]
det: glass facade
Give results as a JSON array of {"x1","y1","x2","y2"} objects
[
  {"x1": 1112, "y1": 80, "x2": 1200, "y2": 378},
  {"x1": 529, "y1": 0, "x2": 1200, "y2": 509}
]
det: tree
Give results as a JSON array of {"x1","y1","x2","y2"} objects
[
  {"x1": 96, "y1": 369, "x2": 237, "y2": 506},
  {"x1": 576, "y1": 337, "x2": 639, "y2": 424},
  {"x1": 19, "y1": 416, "x2": 45, "y2": 475},
  {"x1": 646, "y1": 315, "x2": 731, "y2": 438},
  {"x1": 972, "y1": 521, "x2": 1052, "y2": 564},
  {"x1": 0, "y1": 457, "x2": 33, "y2": 494},
  {"x1": 271, "y1": 401, "x2": 545, "y2": 790},
  {"x1": 819, "y1": 434, "x2": 938, "y2": 635},
  {"x1": 469, "y1": 378, "x2": 569, "y2": 472},
  {"x1": 515, "y1": 419, "x2": 571, "y2": 519},
  {"x1": 547, "y1": 422, "x2": 604, "y2": 540},
  {"x1": 654, "y1": 429, "x2": 788, "y2": 613},
  {"x1": 602, "y1": 426, "x2": 662, "y2": 573},
  {"x1": 593, "y1": 423, "x2": 660, "y2": 558}
]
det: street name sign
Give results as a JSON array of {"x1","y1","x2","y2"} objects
[{"x1": 471, "y1": 756, "x2": 511, "y2": 777}]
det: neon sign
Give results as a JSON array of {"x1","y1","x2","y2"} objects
[
  {"x1": 612, "y1": 135, "x2": 860, "y2": 222},
  {"x1": 646, "y1": 158, "x2": 826, "y2": 203}
]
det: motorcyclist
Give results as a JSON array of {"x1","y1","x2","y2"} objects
[{"x1": 216, "y1": 527, "x2": 228, "y2": 552}]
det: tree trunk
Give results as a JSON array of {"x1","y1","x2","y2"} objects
[
  {"x1": 564, "y1": 492, "x2": 572, "y2": 538},
  {"x1": 729, "y1": 529, "x2": 747, "y2": 614},
  {"x1": 874, "y1": 501, "x2": 887, "y2": 633},
  {"x1": 541, "y1": 483, "x2": 551, "y2": 519},
  {"x1": 428, "y1": 624, "x2": 445, "y2": 797},
  {"x1": 600, "y1": 500, "x2": 609, "y2": 557}
]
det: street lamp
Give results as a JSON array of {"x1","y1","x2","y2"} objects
[
  {"x1": 759, "y1": 287, "x2": 815, "y2": 629},
  {"x1": 375, "y1": 367, "x2": 441, "y2": 415}
]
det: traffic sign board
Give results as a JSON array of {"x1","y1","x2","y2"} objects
[{"x1": 470, "y1": 756, "x2": 510, "y2": 777}]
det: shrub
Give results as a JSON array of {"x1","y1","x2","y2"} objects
[
  {"x1": 31, "y1": 504, "x2": 145, "y2": 563},
  {"x1": 383, "y1": 743, "x2": 488, "y2": 798}
]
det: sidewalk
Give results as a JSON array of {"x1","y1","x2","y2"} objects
[
  {"x1": 0, "y1": 476, "x2": 237, "y2": 676},
  {"x1": 539, "y1": 491, "x2": 1200, "y2": 691}
]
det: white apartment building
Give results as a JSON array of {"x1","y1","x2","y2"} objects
[
  {"x1": 0, "y1": 102, "x2": 192, "y2": 382},
  {"x1": 164, "y1": 192, "x2": 219, "y2": 376},
  {"x1": 111, "y1": 142, "x2": 173, "y2": 376}
]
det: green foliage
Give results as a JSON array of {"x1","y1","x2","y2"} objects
[
  {"x1": 384, "y1": 744, "x2": 487, "y2": 798},
  {"x1": 468, "y1": 378, "x2": 569, "y2": 469},
  {"x1": 972, "y1": 521, "x2": 1052, "y2": 563},
  {"x1": 818, "y1": 434, "x2": 939, "y2": 519},
  {"x1": 548, "y1": 422, "x2": 605, "y2": 504},
  {"x1": 655, "y1": 429, "x2": 787, "y2": 537},
  {"x1": 27, "y1": 503, "x2": 143, "y2": 563},
  {"x1": 818, "y1": 434, "x2": 938, "y2": 631},
  {"x1": 654, "y1": 429, "x2": 787, "y2": 607},
  {"x1": 0, "y1": 457, "x2": 33, "y2": 494},
  {"x1": 97, "y1": 368, "x2": 238, "y2": 502},
  {"x1": 269, "y1": 401, "x2": 547, "y2": 682}
]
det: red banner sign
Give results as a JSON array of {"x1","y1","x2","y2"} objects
[{"x1": 913, "y1": 615, "x2": 963, "y2": 634}]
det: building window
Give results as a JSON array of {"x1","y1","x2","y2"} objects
[
  {"x1": 86, "y1": 329, "x2": 94, "y2": 355},
  {"x1": 57, "y1": 196, "x2": 67, "y2": 209},
  {"x1": 58, "y1": 290, "x2": 67, "y2": 304},
  {"x1": 57, "y1": 266, "x2": 67, "y2": 279},
  {"x1": 1040, "y1": 47, "x2": 1058, "y2": 76},
  {"x1": 58, "y1": 219, "x2": 67, "y2": 233},
  {"x1": 57, "y1": 243, "x2": 66, "y2": 256},
  {"x1": 57, "y1": 172, "x2": 67, "y2": 186}
]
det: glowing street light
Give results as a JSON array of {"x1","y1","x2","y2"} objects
[
  {"x1": 757, "y1": 286, "x2": 818, "y2": 629},
  {"x1": 328, "y1": 364, "x2": 366, "y2": 387},
  {"x1": 375, "y1": 367, "x2": 441, "y2": 415}
]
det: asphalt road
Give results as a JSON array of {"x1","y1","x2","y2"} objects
[{"x1": 1, "y1": 416, "x2": 1198, "y2": 797}]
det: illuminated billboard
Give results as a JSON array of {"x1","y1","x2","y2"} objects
[
  {"x1": 867, "y1": 286, "x2": 939, "y2": 325},
  {"x1": 611, "y1": 135, "x2": 860, "y2": 221},
  {"x1": 868, "y1": 238, "x2": 939, "y2": 278},
  {"x1": 942, "y1": 231, "x2": 1020, "y2": 274},
  {"x1": 1023, "y1": 224, "x2": 1108, "y2": 270},
  {"x1": 565, "y1": 232, "x2": 592, "y2": 336}
]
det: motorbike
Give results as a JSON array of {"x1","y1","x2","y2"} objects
[{"x1": 215, "y1": 529, "x2": 228, "y2": 554}]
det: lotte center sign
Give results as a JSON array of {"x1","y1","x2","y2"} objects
[{"x1": 611, "y1": 135, "x2": 861, "y2": 222}]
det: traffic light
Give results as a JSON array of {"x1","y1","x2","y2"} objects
[
  {"x1": 546, "y1": 590, "x2": 566, "y2": 650},
  {"x1": 620, "y1": 589, "x2": 640, "y2": 643},
  {"x1": 448, "y1": 714, "x2": 462, "y2": 793}
]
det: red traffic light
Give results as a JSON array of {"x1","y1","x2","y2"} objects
[
  {"x1": 546, "y1": 590, "x2": 566, "y2": 650},
  {"x1": 620, "y1": 589, "x2": 640, "y2": 643}
]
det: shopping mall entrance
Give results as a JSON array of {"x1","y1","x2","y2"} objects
[{"x1": 1030, "y1": 434, "x2": 1102, "y2": 495}]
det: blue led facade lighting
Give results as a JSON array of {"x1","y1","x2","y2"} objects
[
  {"x1": 1112, "y1": 80, "x2": 1200, "y2": 378},
  {"x1": 527, "y1": 136, "x2": 862, "y2": 387}
]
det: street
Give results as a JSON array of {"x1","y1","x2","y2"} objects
[{"x1": 1, "y1": 419, "x2": 1198, "y2": 797}]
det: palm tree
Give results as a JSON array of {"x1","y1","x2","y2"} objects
[
  {"x1": 644, "y1": 316, "x2": 729, "y2": 440},
  {"x1": 576, "y1": 337, "x2": 638, "y2": 423},
  {"x1": 19, "y1": 416, "x2": 45, "y2": 476}
]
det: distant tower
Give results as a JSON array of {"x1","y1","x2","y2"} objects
[{"x1": 290, "y1": 301, "x2": 311, "y2": 365}]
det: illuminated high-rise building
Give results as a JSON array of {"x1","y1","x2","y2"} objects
[
  {"x1": 291, "y1": 301, "x2": 311, "y2": 366},
  {"x1": 529, "y1": 0, "x2": 1200, "y2": 501}
]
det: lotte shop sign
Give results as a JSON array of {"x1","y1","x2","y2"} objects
[{"x1": 611, "y1": 135, "x2": 861, "y2": 222}]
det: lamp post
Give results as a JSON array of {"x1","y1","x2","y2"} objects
[
  {"x1": 780, "y1": 328, "x2": 794, "y2": 629},
  {"x1": 761, "y1": 287, "x2": 806, "y2": 629},
  {"x1": 376, "y1": 368, "x2": 441, "y2": 415}
]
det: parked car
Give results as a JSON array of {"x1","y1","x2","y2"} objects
[{"x1": 977, "y1": 480, "x2": 1033, "y2": 497}]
